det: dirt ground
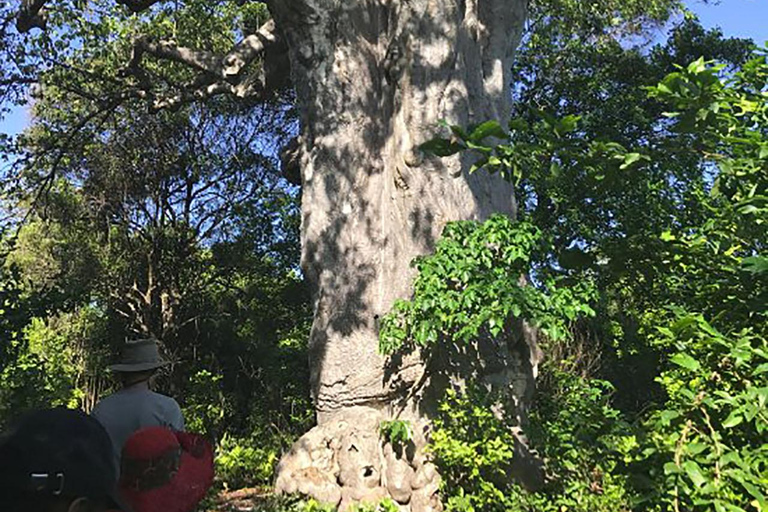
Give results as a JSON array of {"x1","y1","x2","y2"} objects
[{"x1": 205, "y1": 487, "x2": 274, "y2": 512}]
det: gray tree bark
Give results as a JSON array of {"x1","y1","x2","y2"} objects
[
  {"x1": 13, "y1": 0, "x2": 533, "y2": 507},
  {"x1": 268, "y1": 1, "x2": 531, "y2": 509}
]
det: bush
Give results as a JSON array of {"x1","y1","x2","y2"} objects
[
  {"x1": 183, "y1": 368, "x2": 307, "y2": 491},
  {"x1": 430, "y1": 370, "x2": 636, "y2": 512},
  {"x1": 429, "y1": 386, "x2": 518, "y2": 512},
  {"x1": 0, "y1": 307, "x2": 109, "y2": 422},
  {"x1": 522, "y1": 366, "x2": 636, "y2": 512},
  {"x1": 183, "y1": 369, "x2": 231, "y2": 438},
  {"x1": 631, "y1": 314, "x2": 768, "y2": 512},
  {"x1": 216, "y1": 433, "x2": 280, "y2": 490}
]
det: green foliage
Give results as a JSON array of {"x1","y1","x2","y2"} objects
[
  {"x1": 349, "y1": 499, "x2": 400, "y2": 512},
  {"x1": 633, "y1": 315, "x2": 768, "y2": 512},
  {"x1": 429, "y1": 387, "x2": 518, "y2": 512},
  {"x1": 216, "y1": 433, "x2": 280, "y2": 490},
  {"x1": 183, "y1": 370, "x2": 230, "y2": 437},
  {"x1": 1, "y1": 25, "x2": 310, "y2": 489},
  {"x1": 235, "y1": 496, "x2": 398, "y2": 512},
  {"x1": 417, "y1": 32, "x2": 766, "y2": 512},
  {"x1": 293, "y1": 499, "x2": 337, "y2": 512},
  {"x1": 379, "y1": 215, "x2": 596, "y2": 355},
  {"x1": 519, "y1": 367, "x2": 636, "y2": 512},
  {"x1": 1, "y1": 0, "x2": 764, "y2": 509},
  {"x1": 0, "y1": 306, "x2": 109, "y2": 421},
  {"x1": 223, "y1": 495, "x2": 333, "y2": 512},
  {"x1": 431, "y1": 377, "x2": 635, "y2": 512},
  {"x1": 379, "y1": 419, "x2": 413, "y2": 447}
]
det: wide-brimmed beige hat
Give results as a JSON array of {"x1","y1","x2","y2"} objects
[{"x1": 109, "y1": 339, "x2": 168, "y2": 373}]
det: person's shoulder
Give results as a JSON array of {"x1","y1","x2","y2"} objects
[
  {"x1": 91, "y1": 400, "x2": 104, "y2": 417},
  {"x1": 150, "y1": 391, "x2": 181, "y2": 408},
  {"x1": 91, "y1": 391, "x2": 122, "y2": 418},
  {"x1": 93, "y1": 391, "x2": 119, "y2": 409}
]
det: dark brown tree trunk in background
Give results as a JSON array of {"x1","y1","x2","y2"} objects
[{"x1": 268, "y1": 1, "x2": 531, "y2": 509}]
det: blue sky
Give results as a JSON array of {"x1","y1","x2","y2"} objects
[
  {"x1": 687, "y1": 0, "x2": 767, "y2": 42},
  {"x1": 1, "y1": 0, "x2": 766, "y2": 136}
]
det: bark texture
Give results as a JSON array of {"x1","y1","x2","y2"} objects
[
  {"x1": 269, "y1": 0, "x2": 532, "y2": 508},
  {"x1": 14, "y1": 0, "x2": 533, "y2": 506}
]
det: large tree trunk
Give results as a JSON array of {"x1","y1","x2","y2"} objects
[{"x1": 270, "y1": 1, "x2": 530, "y2": 509}]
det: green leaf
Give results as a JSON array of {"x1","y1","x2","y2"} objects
[
  {"x1": 467, "y1": 120, "x2": 506, "y2": 143},
  {"x1": 722, "y1": 411, "x2": 743, "y2": 428},
  {"x1": 619, "y1": 152, "x2": 647, "y2": 170},
  {"x1": 685, "y1": 442, "x2": 707, "y2": 456},
  {"x1": 664, "y1": 462, "x2": 681, "y2": 475},
  {"x1": 420, "y1": 138, "x2": 464, "y2": 157},
  {"x1": 741, "y1": 256, "x2": 768, "y2": 275},
  {"x1": 660, "y1": 230, "x2": 676, "y2": 242},
  {"x1": 659, "y1": 409, "x2": 680, "y2": 425},
  {"x1": 469, "y1": 156, "x2": 489, "y2": 174},
  {"x1": 558, "y1": 114, "x2": 581, "y2": 135},
  {"x1": 735, "y1": 479, "x2": 767, "y2": 510},
  {"x1": 671, "y1": 353, "x2": 701, "y2": 372},
  {"x1": 448, "y1": 124, "x2": 468, "y2": 140},
  {"x1": 713, "y1": 501, "x2": 747, "y2": 512},
  {"x1": 682, "y1": 460, "x2": 706, "y2": 488},
  {"x1": 508, "y1": 117, "x2": 528, "y2": 132}
]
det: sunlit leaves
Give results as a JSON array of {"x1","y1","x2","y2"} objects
[
  {"x1": 419, "y1": 47, "x2": 767, "y2": 512},
  {"x1": 378, "y1": 215, "x2": 596, "y2": 355},
  {"x1": 641, "y1": 315, "x2": 768, "y2": 511}
]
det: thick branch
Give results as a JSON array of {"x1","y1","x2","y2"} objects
[
  {"x1": 120, "y1": 18, "x2": 289, "y2": 109},
  {"x1": 279, "y1": 136, "x2": 302, "y2": 186},
  {"x1": 16, "y1": 0, "x2": 47, "y2": 32},
  {"x1": 127, "y1": 19, "x2": 281, "y2": 80},
  {"x1": 127, "y1": 37, "x2": 221, "y2": 76},
  {"x1": 150, "y1": 78, "x2": 265, "y2": 111},
  {"x1": 115, "y1": 0, "x2": 163, "y2": 13},
  {"x1": 222, "y1": 19, "x2": 280, "y2": 77}
]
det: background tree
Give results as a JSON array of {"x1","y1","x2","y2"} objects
[
  {"x1": 0, "y1": 92, "x2": 312, "y2": 491},
  {"x1": 509, "y1": 13, "x2": 756, "y2": 411}
]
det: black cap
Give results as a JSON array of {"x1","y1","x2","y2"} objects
[{"x1": 0, "y1": 407, "x2": 128, "y2": 510}]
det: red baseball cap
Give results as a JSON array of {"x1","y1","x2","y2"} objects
[{"x1": 118, "y1": 427, "x2": 214, "y2": 512}]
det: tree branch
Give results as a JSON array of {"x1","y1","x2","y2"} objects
[
  {"x1": 16, "y1": 0, "x2": 47, "y2": 32},
  {"x1": 221, "y1": 18, "x2": 280, "y2": 77},
  {"x1": 150, "y1": 77, "x2": 266, "y2": 111},
  {"x1": 126, "y1": 36, "x2": 222, "y2": 77},
  {"x1": 120, "y1": 18, "x2": 289, "y2": 110},
  {"x1": 15, "y1": 1, "x2": 291, "y2": 110},
  {"x1": 115, "y1": 0, "x2": 164, "y2": 13},
  {"x1": 125, "y1": 19, "x2": 282, "y2": 80}
]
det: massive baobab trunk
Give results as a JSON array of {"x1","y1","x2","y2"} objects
[
  {"x1": 14, "y1": 0, "x2": 533, "y2": 508},
  {"x1": 268, "y1": 1, "x2": 530, "y2": 509}
]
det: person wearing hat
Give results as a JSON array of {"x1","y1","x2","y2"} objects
[
  {"x1": 92, "y1": 339, "x2": 184, "y2": 473},
  {"x1": 0, "y1": 407, "x2": 129, "y2": 512}
]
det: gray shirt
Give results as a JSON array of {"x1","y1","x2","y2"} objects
[{"x1": 91, "y1": 387, "x2": 184, "y2": 471}]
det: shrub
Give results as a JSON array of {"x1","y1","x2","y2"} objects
[
  {"x1": 632, "y1": 314, "x2": 768, "y2": 512},
  {"x1": 216, "y1": 433, "x2": 280, "y2": 490},
  {"x1": 430, "y1": 371, "x2": 636, "y2": 512}
]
